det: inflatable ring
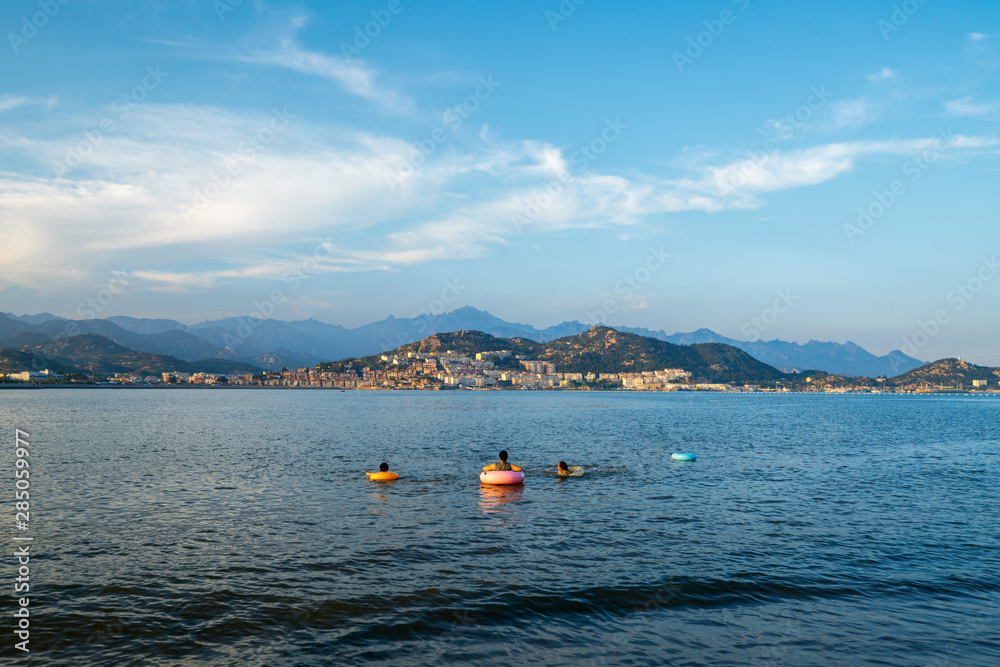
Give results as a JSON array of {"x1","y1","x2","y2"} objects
[
  {"x1": 480, "y1": 470, "x2": 525, "y2": 485},
  {"x1": 671, "y1": 453, "x2": 697, "y2": 462},
  {"x1": 366, "y1": 471, "x2": 399, "y2": 481}
]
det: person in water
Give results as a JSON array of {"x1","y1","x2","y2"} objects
[
  {"x1": 366, "y1": 462, "x2": 397, "y2": 478},
  {"x1": 483, "y1": 449, "x2": 522, "y2": 472},
  {"x1": 556, "y1": 461, "x2": 571, "y2": 476}
]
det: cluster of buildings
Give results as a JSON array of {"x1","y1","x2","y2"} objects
[
  {"x1": 9, "y1": 351, "x2": 995, "y2": 393},
  {"x1": 0, "y1": 350, "x2": 731, "y2": 391},
  {"x1": 1, "y1": 369, "x2": 63, "y2": 382},
  {"x1": 207, "y1": 350, "x2": 698, "y2": 391},
  {"x1": 101, "y1": 372, "x2": 234, "y2": 384}
]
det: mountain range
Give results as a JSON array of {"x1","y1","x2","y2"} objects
[{"x1": 1, "y1": 307, "x2": 923, "y2": 376}]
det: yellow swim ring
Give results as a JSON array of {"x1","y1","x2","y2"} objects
[{"x1": 366, "y1": 471, "x2": 399, "y2": 481}]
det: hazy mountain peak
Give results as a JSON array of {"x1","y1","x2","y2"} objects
[{"x1": 4, "y1": 312, "x2": 67, "y2": 325}]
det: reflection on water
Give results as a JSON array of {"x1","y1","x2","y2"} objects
[
  {"x1": 478, "y1": 482, "x2": 525, "y2": 515},
  {"x1": 367, "y1": 487, "x2": 392, "y2": 514}
]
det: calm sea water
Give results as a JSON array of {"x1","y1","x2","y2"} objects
[{"x1": 1, "y1": 389, "x2": 998, "y2": 666}]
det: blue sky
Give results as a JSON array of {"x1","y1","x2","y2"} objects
[{"x1": 2, "y1": 0, "x2": 999, "y2": 363}]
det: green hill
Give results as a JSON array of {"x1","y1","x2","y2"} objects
[
  {"x1": 337, "y1": 326, "x2": 789, "y2": 385},
  {"x1": 889, "y1": 358, "x2": 1000, "y2": 388},
  {"x1": 2, "y1": 333, "x2": 261, "y2": 377},
  {"x1": 0, "y1": 348, "x2": 76, "y2": 375}
]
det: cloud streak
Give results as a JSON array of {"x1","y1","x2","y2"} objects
[
  {"x1": 866, "y1": 67, "x2": 896, "y2": 82},
  {"x1": 945, "y1": 96, "x2": 1000, "y2": 119},
  {"x1": 2, "y1": 102, "x2": 998, "y2": 296},
  {"x1": 0, "y1": 95, "x2": 58, "y2": 112},
  {"x1": 244, "y1": 13, "x2": 413, "y2": 113}
]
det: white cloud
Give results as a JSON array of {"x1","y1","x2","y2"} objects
[
  {"x1": 2, "y1": 101, "x2": 998, "y2": 297},
  {"x1": 701, "y1": 134, "x2": 999, "y2": 198},
  {"x1": 0, "y1": 95, "x2": 58, "y2": 112},
  {"x1": 945, "y1": 96, "x2": 1000, "y2": 119},
  {"x1": 254, "y1": 46, "x2": 411, "y2": 113},
  {"x1": 866, "y1": 67, "x2": 896, "y2": 82},
  {"x1": 969, "y1": 32, "x2": 987, "y2": 42},
  {"x1": 830, "y1": 99, "x2": 869, "y2": 128},
  {"x1": 245, "y1": 14, "x2": 412, "y2": 113}
]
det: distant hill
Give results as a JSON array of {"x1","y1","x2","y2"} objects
[
  {"x1": 106, "y1": 315, "x2": 188, "y2": 335},
  {"x1": 0, "y1": 313, "x2": 31, "y2": 339},
  {"x1": 2, "y1": 334, "x2": 261, "y2": 377},
  {"x1": 0, "y1": 307, "x2": 929, "y2": 376},
  {"x1": 624, "y1": 326, "x2": 923, "y2": 377},
  {"x1": 0, "y1": 314, "x2": 223, "y2": 362},
  {"x1": 889, "y1": 358, "x2": 1000, "y2": 388},
  {"x1": 2, "y1": 312, "x2": 66, "y2": 325},
  {"x1": 371, "y1": 327, "x2": 789, "y2": 385},
  {"x1": 0, "y1": 348, "x2": 75, "y2": 375}
]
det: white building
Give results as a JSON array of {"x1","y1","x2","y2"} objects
[{"x1": 10, "y1": 369, "x2": 62, "y2": 381}]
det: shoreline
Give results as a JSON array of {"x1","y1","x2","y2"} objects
[{"x1": 1, "y1": 383, "x2": 997, "y2": 396}]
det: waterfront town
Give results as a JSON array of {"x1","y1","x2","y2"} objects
[
  {"x1": 4, "y1": 348, "x2": 997, "y2": 393},
  {"x1": 172, "y1": 350, "x2": 698, "y2": 391},
  {"x1": 1, "y1": 349, "x2": 702, "y2": 390}
]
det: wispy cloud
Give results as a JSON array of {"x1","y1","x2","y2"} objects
[
  {"x1": 945, "y1": 96, "x2": 1000, "y2": 119},
  {"x1": 705, "y1": 135, "x2": 999, "y2": 195},
  {"x1": 246, "y1": 13, "x2": 412, "y2": 113},
  {"x1": 829, "y1": 99, "x2": 869, "y2": 128},
  {"x1": 0, "y1": 95, "x2": 58, "y2": 112},
  {"x1": 866, "y1": 67, "x2": 896, "y2": 82}
]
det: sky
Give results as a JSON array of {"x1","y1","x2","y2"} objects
[{"x1": 1, "y1": 0, "x2": 999, "y2": 363}]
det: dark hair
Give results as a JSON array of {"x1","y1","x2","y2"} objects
[
  {"x1": 558, "y1": 461, "x2": 568, "y2": 469},
  {"x1": 498, "y1": 450, "x2": 508, "y2": 461},
  {"x1": 379, "y1": 462, "x2": 389, "y2": 472}
]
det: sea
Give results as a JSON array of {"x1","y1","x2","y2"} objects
[{"x1": 1, "y1": 388, "x2": 998, "y2": 666}]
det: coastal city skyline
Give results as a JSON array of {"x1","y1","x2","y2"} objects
[{"x1": 3, "y1": 1, "x2": 1000, "y2": 365}]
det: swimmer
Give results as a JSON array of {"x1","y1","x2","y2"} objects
[{"x1": 482, "y1": 449, "x2": 522, "y2": 472}]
